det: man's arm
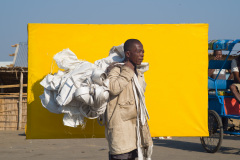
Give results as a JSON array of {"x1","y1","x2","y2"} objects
[
  {"x1": 233, "y1": 72, "x2": 240, "y2": 83},
  {"x1": 208, "y1": 69, "x2": 215, "y2": 77},
  {"x1": 108, "y1": 65, "x2": 135, "y2": 96},
  {"x1": 227, "y1": 69, "x2": 233, "y2": 80},
  {"x1": 231, "y1": 59, "x2": 240, "y2": 82}
]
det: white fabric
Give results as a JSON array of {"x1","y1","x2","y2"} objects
[
  {"x1": 94, "y1": 44, "x2": 125, "y2": 71},
  {"x1": 91, "y1": 69, "x2": 107, "y2": 86},
  {"x1": 40, "y1": 50, "x2": 109, "y2": 127},
  {"x1": 53, "y1": 48, "x2": 82, "y2": 70},
  {"x1": 40, "y1": 88, "x2": 61, "y2": 114},
  {"x1": 40, "y1": 71, "x2": 65, "y2": 90},
  {"x1": 39, "y1": 45, "x2": 150, "y2": 132},
  {"x1": 231, "y1": 59, "x2": 239, "y2": 72},
  {"x1": 132, "y1": 74, "x2": 152, "y2": 160},
  {"x1": 137, "y1": 63, "x2": 150, "y2": 73},
  {"x1": 56, "y1": 78, "x2": 77, "y2": 106},
  {"x1": 40, "y1": 45, "x2": 126, "y2": 127},
  {"x1": 213, "y1": 69, "x2": 226, "y2": 75},
  {"x1": 133, "y1": 74, "x2": 149, "y2": 125}
]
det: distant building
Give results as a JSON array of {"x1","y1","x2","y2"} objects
[
  {"x1": 0, "y1": 42, "x2": 27, "y2": 130},
  {"x1": 13, "y1": 42, "x2": 28, "y2": 68},
  {"x1": 0, "y1": 61, "x2": 12, "y2": 67}
]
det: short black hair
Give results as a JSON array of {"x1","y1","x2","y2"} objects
[{"x1": 124, "y1": 39, "x2": 141, "y2": 52}]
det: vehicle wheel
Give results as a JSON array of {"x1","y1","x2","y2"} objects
[{"x1": 200, "y1": 110, "x2": 223, "y2": 153}]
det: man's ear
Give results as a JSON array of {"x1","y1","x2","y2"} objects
[{"x1": 125, "y1": 51, "x2": 130, "y2": 58}]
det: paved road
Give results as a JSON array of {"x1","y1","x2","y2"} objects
[{"x1": 0, "y1": 131, "x2": 239, "y2": 160}]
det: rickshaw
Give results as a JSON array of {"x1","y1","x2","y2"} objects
[{"x1": 200, "y1": 39, "x2": 240, "y2": 153}]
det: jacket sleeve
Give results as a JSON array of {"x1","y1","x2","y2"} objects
[{"x1": 108, "y1": 65, "x2": 135, "y2": 96}]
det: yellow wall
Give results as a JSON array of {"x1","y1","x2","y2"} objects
[{"x1": 27, "y1": 24, "x2": 208, "y2": 139}]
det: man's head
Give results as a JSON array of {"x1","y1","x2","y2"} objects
[
  {"x1": 124, "y1": 39, "x2": 144, "y2": 65},
  {"x1": 213, "y1": 50, "x2": 223, "y2": 60}
]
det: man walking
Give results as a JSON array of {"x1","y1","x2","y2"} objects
[{"x1": 105, "y1": 39, "x2": 153, "y2": 160}]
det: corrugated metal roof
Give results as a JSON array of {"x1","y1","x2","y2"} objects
[
  {"x1": 0, "y1": 61, "x2": 13, "y2": 67},
  {"x1": 13, "y1": 42, "x2": 28, "y2": 67}
]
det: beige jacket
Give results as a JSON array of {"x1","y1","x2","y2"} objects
[{"x1": 105, "y1": 65, "x2": 153, "y2": 155}]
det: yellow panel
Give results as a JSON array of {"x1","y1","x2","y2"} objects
[{"x1": 27, "y1": 24, "x2": 208, "y2": 139}]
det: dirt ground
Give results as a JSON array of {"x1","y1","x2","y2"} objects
[{"x1": 0, "y1": 130, "x2": 239, "y2": 160}]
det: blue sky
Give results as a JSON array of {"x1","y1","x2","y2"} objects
[{"x1": 0, "y1": 0, "x2": 240, "y2": 61}]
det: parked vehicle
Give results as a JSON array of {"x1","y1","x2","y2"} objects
[{"x1": 200, "y1": 39, "x2": 240, "y2": 153}]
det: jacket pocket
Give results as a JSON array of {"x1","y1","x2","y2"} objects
[{"x1": 119, "y1": 100, "x2": 137, "y2": 121}]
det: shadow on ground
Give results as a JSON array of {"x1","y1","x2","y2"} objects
[
  {"x1": 153, "y1": 139, "x2": 204, "y2": 153},
  {"x1": 223, "y1": 135, "x2": 240, "y2": 140},
  {"x1": 153, "y1": 138, "x2": 240, "y2": 155},
  {"x1": 219, "y1": 146, "x2": 240, "y2": 155},
  {"x1": 18, "y1": 133, "x2": 26, "y2": 136}
]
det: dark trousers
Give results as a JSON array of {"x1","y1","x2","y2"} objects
[{"x1": 108, "y1": 151, "x2": 136, "y2": 160}]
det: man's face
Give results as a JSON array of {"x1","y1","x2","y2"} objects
[
  {"x1": 127, "y1": 42, "x2": 144, "y2": 65},
  {"x1": 214, "y1": 50, "x2": 222, "y2": 60}
]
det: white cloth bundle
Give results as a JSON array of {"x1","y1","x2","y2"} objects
[
  {"x1": 40, "y1": 46, "x2": 149, "y2": 130},
  {"x1": 40, "y1": 46, "x2": 125, "y2": 127}
]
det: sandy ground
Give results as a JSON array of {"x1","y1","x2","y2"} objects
[{"x1": 0, "y1": 131, "x2": 239, "y2": 160}]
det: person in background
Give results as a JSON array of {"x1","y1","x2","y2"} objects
[
  {"x1": 208, "y1": 50, "x2": 233, "y2": 80},
  {"x1": 208, "y1": 50, "x2": 231, "y2": 131},
  {"x1": 230, "y1": 55, "x2": 240, "y2": 103}
]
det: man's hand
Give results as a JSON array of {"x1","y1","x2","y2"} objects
[
  {"x1": 214, "y1": 56, "x2": 220, "y2": 60},
  {"x1": 124, "y1": 60, "x2": 135, "y2": 71}
]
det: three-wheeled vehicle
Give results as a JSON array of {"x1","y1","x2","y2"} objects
[{"x1": 200, "y1": 39, "x2": 240, "y2": 153}]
